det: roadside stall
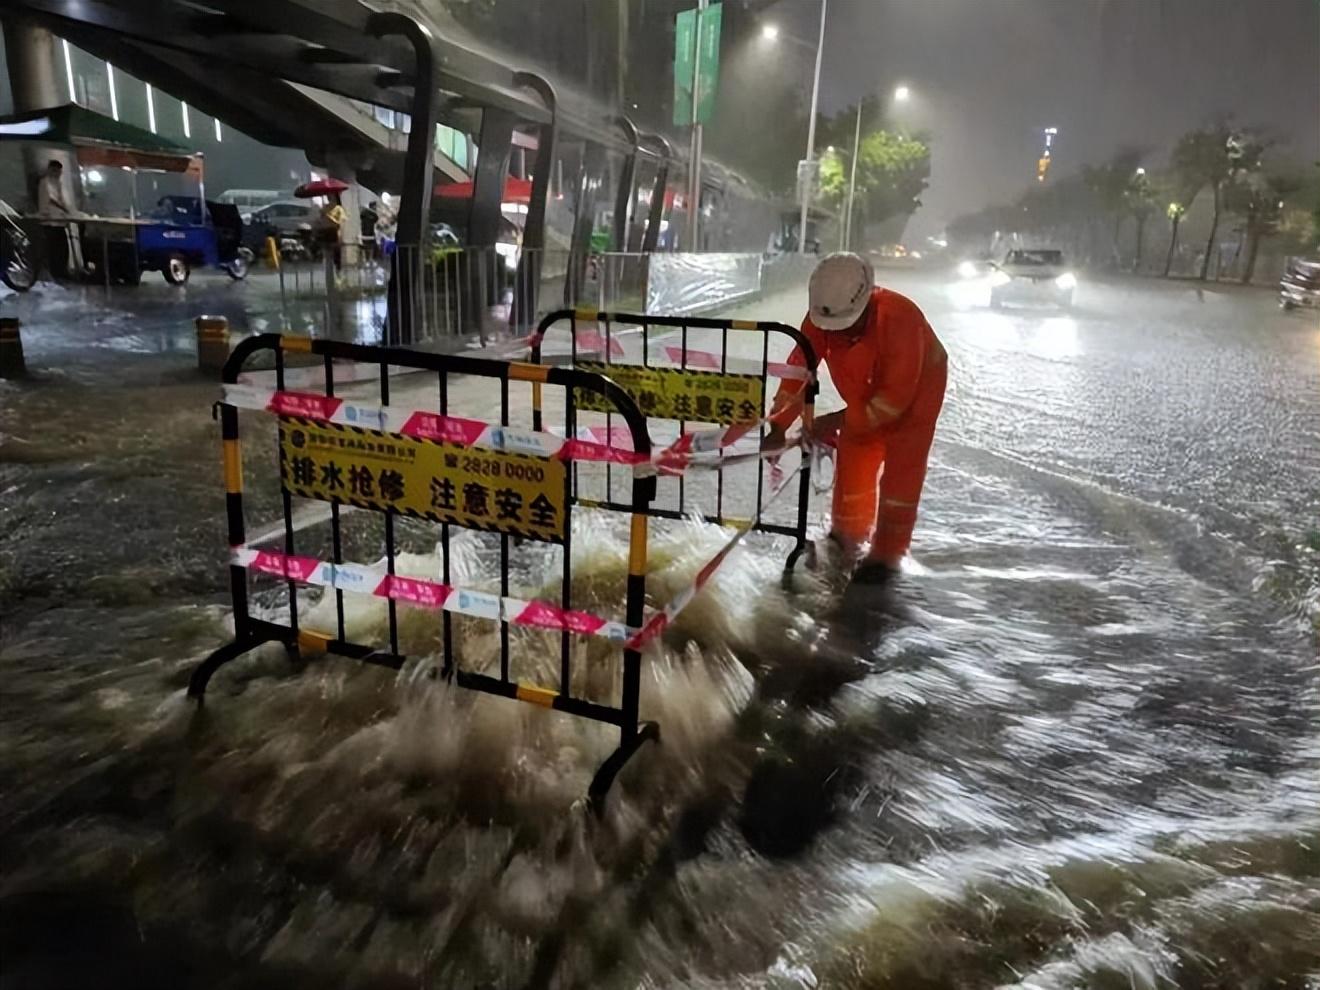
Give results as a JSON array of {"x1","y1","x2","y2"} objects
[{"x1": 0, "y1": 103, "x2": 249, "y2": 289}]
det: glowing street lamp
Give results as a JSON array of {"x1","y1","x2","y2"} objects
[
  {"x1": 762, "y1": 6, "x2": 832, "y2": 255},
  {"x1": 893, "y1": 84, "x2": 911, "y2": 102}
]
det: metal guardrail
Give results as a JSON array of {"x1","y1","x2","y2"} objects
[
  {"x1": 273, "y1": 245, "x2": 652, "y2": 345},
  {"x1": 532, "y1": 308, "x2": 821, "y2": 578},
  {"x1": 190, "y1": 331, "x2": 660, "y2": 807},
  {"x1": 188, "y1": 308, "x2": 825, "y2": 804},
  {"x1": 271, "y1": 246, "x2": 784, "y2": 348}
]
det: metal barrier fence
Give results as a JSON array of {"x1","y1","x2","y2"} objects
[
  {"x1": 190, "y1": 332, "x2": 660, "y2": 804},
  {"x1": 531, "y1": 308, "x2": 821, "y2": 577},
  {"x1": 274, "y1": 246, "x2": 652, "y2": 346},
  {"x1": 190, "y1": 314, "x2": 820, "y2": 803}
]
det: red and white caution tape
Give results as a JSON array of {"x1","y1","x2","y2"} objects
[
  {"x1": 625, "y1": 459, "x2": 804, "y2": 650},
  {"x1": 238, "y1": 452, "x2": 803, "y2": 653},
  {"x1": 234, "y1": 546, "x2": 634, "y2": 643},
  {"x1": 658, "y1": 345, "x2": 809, "y2": 381},
  {"x1": 648, "y1": 391, "x2": 806, "y2": 475},
  {"x1": 223, "y1": 382, "x2": 646, "y2": 466},
  {"x1": 222, "y1": 384, "x2": 804, "y2": 477},
  {"x1": 562, "y1": 321, "x2": 808, "y2": 381}
]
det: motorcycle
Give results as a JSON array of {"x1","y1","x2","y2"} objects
[
  {"x1": 0, "y1": 198, "x2": 36, "y2": 292},
  {"x1": 277, "y1": 226, "x2": 313, "y2": 263}
]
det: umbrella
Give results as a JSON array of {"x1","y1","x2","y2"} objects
[
  {"x1": 294, "y1": 177, "x2": 350, "y2": 198},
  {"x1": 435, "y1": 176, "x2": 533, "y2": 203}
]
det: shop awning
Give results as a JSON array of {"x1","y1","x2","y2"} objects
[
  {"x1": 435, "y1": 176, "x2": 532, "y2": 203},
  {"x1": 0, "y1": 103, "x2": 196, "y2": 171}
]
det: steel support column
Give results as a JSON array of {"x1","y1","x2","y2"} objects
[
  {"x1": 564, "y1": 142, "x2": 606, "y2": 306},
  {"x1": 511, "y1": 71, "x2": 555, "y2": 333},
  {"x1": 466, "y1": 106, "x2": 515, "y2": 335},
  {"x1": 640, "y1": 134, "x2": 672, "y2": 255},
  {"x1": 368, "y1": 11, "x2": 440, "y2": 346},
  {"x1": 468, "y1": 109, "x2": 515, "y2": 249},
  {"x1": 611, "y1": 116, "x2": 639, "y2": 252},
  {"x1": 2, "y1": 17, "x2": 77, "y2": 204}
]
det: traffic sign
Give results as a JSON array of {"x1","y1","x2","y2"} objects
[
  {"x1": 796, "y1": 158, "x2": 821, "y2": 206},
  {"x1": 673, "y1": 3, "x2": 723, "y2": 127}
]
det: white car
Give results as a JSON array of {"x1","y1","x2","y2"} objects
[
  {"x1": 1279, "y1": 257, "x2": 1320, "y2": 310},
  {"x1": 989, "y1": 249, "x2": 1076, "y2": 309}
]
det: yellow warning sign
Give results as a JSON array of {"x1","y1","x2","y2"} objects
[
  {"x1": 279, "y1": 419, "x2": 567, "y2": 543},
  {"x1": 576, "y1": 361, "x2": 763, "y2": 424}
]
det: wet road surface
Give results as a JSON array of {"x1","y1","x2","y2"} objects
[{"x1": 1, "y1": 268, "x2": 1318, "y2": 988}]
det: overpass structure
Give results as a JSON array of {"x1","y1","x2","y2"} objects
[
  {"x1": 4, "y1": 2, "x2": 679, "y2": 246},
  {"x1": 2, "y1": 0, "x2": 688, "y2": 339}
]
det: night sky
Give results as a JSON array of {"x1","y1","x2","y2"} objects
[{"x1": 771, "y1": 0, "x2": 1320, "y2": 237}]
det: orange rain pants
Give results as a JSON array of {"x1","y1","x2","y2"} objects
[{"x1": 772, "y1": 287, "x2": 947, "y2": 558}]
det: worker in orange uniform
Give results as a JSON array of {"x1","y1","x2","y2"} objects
[{"x1": 764, "y1": 253, "x2": 947, "y2": 584}]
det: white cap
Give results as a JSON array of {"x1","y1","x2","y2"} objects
[{"x1": 808, "y1": 252, "x2": 874, "y2": 331}]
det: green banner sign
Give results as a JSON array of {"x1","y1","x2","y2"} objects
[
  {"x1": 694, "y1": 3, "x2": 722, "y2": 125},
  {"x1": 672, "y1": 3, "x2": 722, "y2": 127}
]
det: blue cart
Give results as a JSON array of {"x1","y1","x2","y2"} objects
[
  {"x1": 0, "y1": 104, "x2": 251, "y2": 287},
  {"x1": 135, "y1": 196, "x2": 250, "y2": 285}
]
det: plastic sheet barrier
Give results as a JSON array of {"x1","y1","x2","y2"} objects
[{"x1": 644, "y1": 253, "x2": 763, "y2": 317}]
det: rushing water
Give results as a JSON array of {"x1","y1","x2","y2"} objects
[{"x1": 1, "y1": 272, "x2": 1317, "y2": 987}]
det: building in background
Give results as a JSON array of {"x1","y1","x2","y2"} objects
[{"x1": 0, "y1": 21, "x2": 314, "y2": 210}]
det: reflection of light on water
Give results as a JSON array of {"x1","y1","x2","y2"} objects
[
  {"x1": 953, "y1": 308, "x2": 1077, "y2": 361},
  {"x1": 971, "y1": 310, "x2": 1018, "y2": 349},
  {"x1": 351, "y1": 296, "x2": 387, "y2": 342},
  {"x1": 946, "y1": 276, "x2": 992, "y2": 310},
  {"x1": 1030, "y1": 316, "x2": 1080, "y2": 359}
]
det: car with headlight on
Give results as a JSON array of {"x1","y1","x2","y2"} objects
[
  {"x1": 988, "y1": 249, "x2": 1076, "y2": 309},
  {"x1": 956, "y1": 255, "x2": 994, "y2": 279},
  {"x1": 1279, "y1": 257, "x2": 1320, "y2": 311}
]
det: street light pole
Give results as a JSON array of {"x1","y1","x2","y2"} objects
[
  {"x1": 843, "y1": 101, "x2": 862, "y2": 250},
  {"x1": 686, "y1": 0, "x2": 708, "y2": 252},
  {"x1": 797, "y1": 0, "x2": 827, "y2": 255}
]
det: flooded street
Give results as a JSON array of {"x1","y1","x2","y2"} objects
[{"x1": 2, "y1": 269, "x2": 1318, "y2": 988}]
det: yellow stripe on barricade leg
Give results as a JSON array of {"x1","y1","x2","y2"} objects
[
  {"x1": 629, "y1": 514, "x2": 648, "y2": 575},
  {"x1": 731, "y1": 319, "x2": 758, "y2": 330},
  {"x1": 298, "y1": 630, "x2": 331, "y2": 654},
  {"x1": 222, "y1": 439, "x2": 242, "y2": 493},
  {"x1": 281, "y1": 335, "x2": 313, "y2": 353},
  {"x1": 516, "y1": 683, "x2": 558, "y2": 707},
  {"x1": 508, "y1": 362, "x2": 550, "y2": 383},
  {"x1": 574, "y1": 306, "x2": 599, "y2": 321}
]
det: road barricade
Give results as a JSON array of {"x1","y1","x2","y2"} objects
[
  {"x1": 192, "y1": 332, "x2": 667, "y2": 804},
  {"x1": 530, "y1": 308, "x2": 821, "y2": 577},
  {"x1": 191, "y1": 315, "x2": 820, "y2": 805}
]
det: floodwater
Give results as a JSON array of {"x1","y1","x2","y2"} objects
[{"x1": 1, "y1": 268, "x2": 1318, "y2": 988}]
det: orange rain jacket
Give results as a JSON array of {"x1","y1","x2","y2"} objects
[{"x1": 772, "y1": 286, "x2": 947, "y2": 556}]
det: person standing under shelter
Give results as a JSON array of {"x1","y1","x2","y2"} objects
[
  {"x1": 316, "y1": 193, "x2": 347, "y2": 269},
  {"x1": 765, "y1": 252, "x2": 947, "y2": 584},
  {"x1": 36, "y1": 159, "x2": 81, "y2": 279}
]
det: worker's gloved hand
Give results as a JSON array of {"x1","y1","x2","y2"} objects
[{"x1": 807, "y1": 409, "x2": 845, "y2": 448}]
